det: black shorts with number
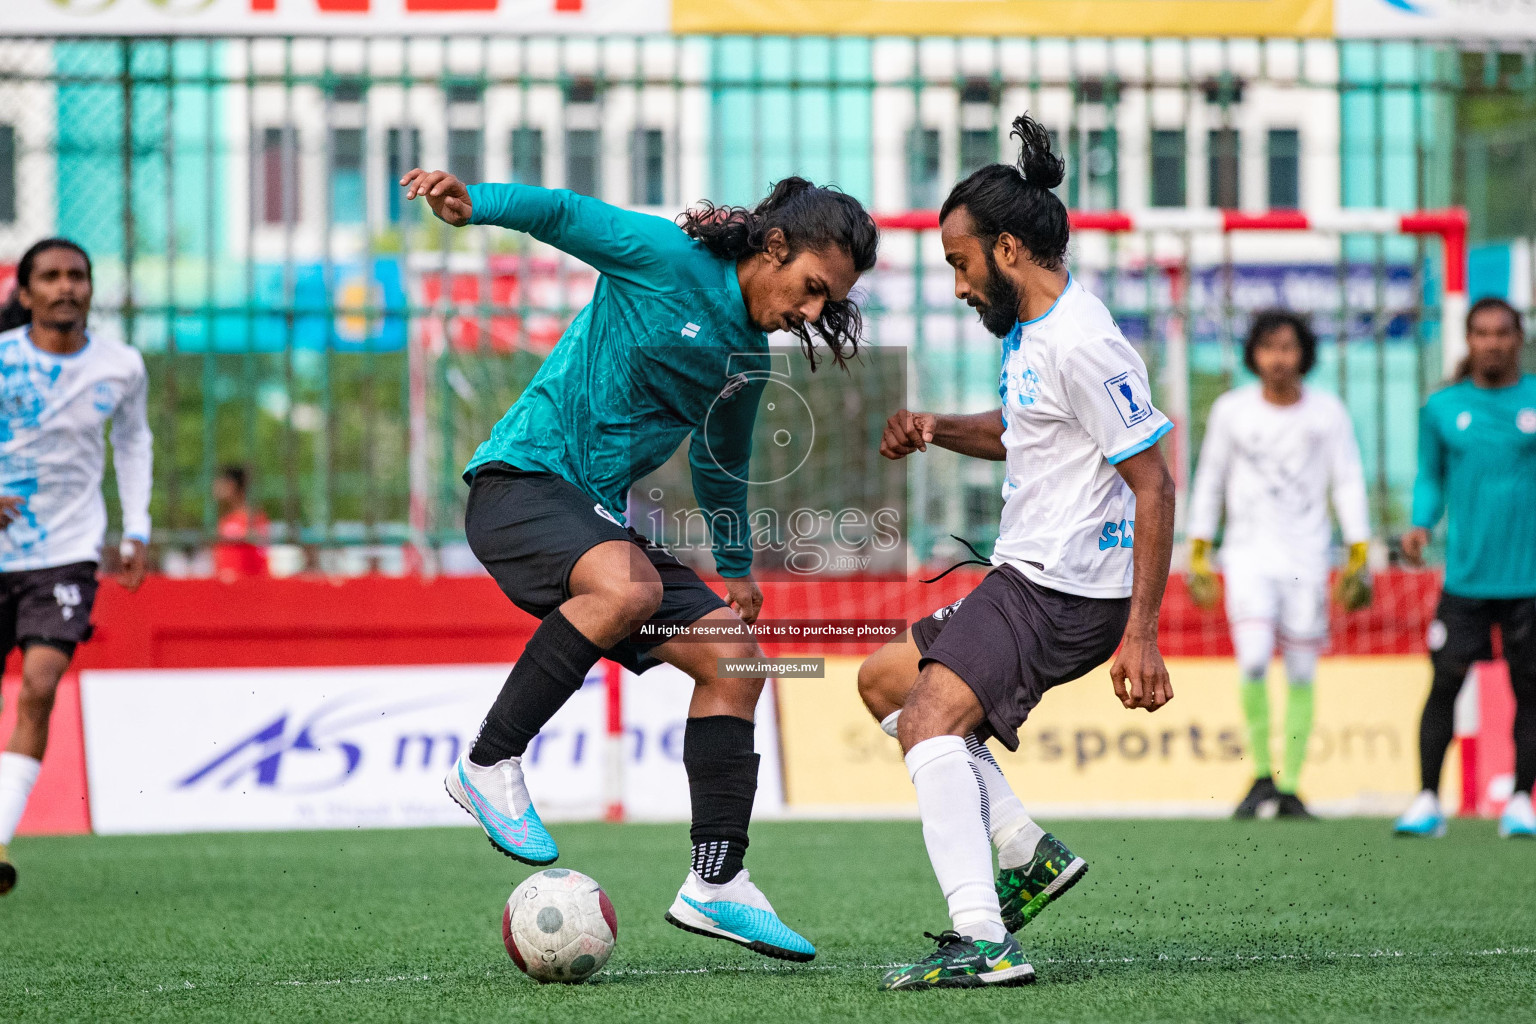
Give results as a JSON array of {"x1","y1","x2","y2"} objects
[
  {"x1": 0, "y1": 561, "x2": 100, "y2": 660},
  {"x1": 911, "y1": 564, "x2": 1130, "y2": 751},
  {"x1": 1428, "y1": 590, "x2": 1536, "y2": 673},
  {"x1": 464, "y1": 462, "x2": 727, "y2": 674}
]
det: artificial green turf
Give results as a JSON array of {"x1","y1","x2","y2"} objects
[{"x1": 2, "y1": 819, "x2": 1532, "y2": 1023}]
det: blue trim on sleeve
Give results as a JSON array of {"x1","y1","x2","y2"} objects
[{"x1": 1107, "y1": 419, "x2": 1173, "y2": 465}]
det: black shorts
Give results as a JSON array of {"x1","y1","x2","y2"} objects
[
  {"x1": 1428, "y1": 591, "x2": 1536, "y2": 672},
  {"x1": 0, "y1": 561, "x2": 99, "y2": 660},
  {"x1": 911, "y1": 564, "x2": 1130, "y2": 751},
  {"x1": 464, "y1": 463, "x2": 728, "y2": 674}
]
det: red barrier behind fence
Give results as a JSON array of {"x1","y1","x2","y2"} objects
[
  {"x1": 9, "y1": 569, "x2": 1442, "y2": 835},
  {"x1": 62, "y1": 568, "x2": 1441, "y2": 671}
]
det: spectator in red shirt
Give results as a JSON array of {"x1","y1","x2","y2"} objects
[{"x1": 212, "y1": 466, "x2": 268, "y2": 580}]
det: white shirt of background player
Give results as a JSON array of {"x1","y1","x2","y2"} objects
[{"x1": 1188, "y1": 384, "x2": 1370, "y2": 578}]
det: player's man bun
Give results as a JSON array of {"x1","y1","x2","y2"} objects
[
  {"x1": 1011, "y1": 114, "x2": 1066, "y2": 191},
  {"x1": 940, "y1": 112, "x2": 1069, "y2": 272},
  {"x1": 679, "y1": 177, "x2": 878, "y2": 371}
]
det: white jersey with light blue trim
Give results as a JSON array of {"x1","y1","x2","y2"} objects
[
  {"x1": 0, "y1": 326, "x2": 153, "y2": 572},
  {"x1": 992, "y1": 276, "x2": 1170, "y2": 599}
]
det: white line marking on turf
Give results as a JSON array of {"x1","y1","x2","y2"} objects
[{"x1": 141, "y1": 947, "x2": 1536, "y2": 994}]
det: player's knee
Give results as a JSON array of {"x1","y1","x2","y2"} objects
[
  {"x1": 856, "y1": 654, "x2": 899, "y2": 718},
  {"x1": 16, "y1": 676, "x2": 59, "y2": 718},
  {"x1": 602, "y1": 577, "x2": 663, "y2": 625}
]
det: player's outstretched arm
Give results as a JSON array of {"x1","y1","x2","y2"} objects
[
  {"x1": 879, "y1": 408, "x2": 1005, "y2": 461},
  {"x1": 1109, "y1": 445, "x2": 1174, "y2": 712},
  {"x1": 404, "y1": 169, "x2": 686, "y2": 290}
]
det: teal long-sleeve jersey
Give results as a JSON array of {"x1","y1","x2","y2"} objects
[
  {"x1": 1411, "y1": 374, "x2": 1536, "y2": 598},
  {"x1": 462, "y1": 183, "x2": 768, "y2": 578}
]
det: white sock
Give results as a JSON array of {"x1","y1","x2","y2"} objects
[
  {"x1": 906, "y1": 735, "x2": 1006, "y2": 943},
  {"x1": 880, "y1": 710, "x2": 901, "y2": 739},
  {"x1": 963, "y1": 734, "x2": 1042, "y2": 868},
  {"x1": 0, "y1": 752, "x2": 42, "y2": 845},
  {"x1": 460, "y1": 753, "x2": 530, "y2": 817}
]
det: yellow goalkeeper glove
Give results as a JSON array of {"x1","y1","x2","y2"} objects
[
  {"x1": 1334, "y1": 541, "x2": 1373, "y2": 612},
  {"x1": 1187, "y1": 538, "x2": 1222, "y2": 610}
]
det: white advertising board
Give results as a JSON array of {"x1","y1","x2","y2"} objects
[
  {"x1": 3, "y1": 0, "x2": 668, "y2": 37},
  {"x1": 81, "y1": 663, "x2": 781, "y2": 834}
]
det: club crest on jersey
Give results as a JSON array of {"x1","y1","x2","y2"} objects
[
  {"x1": 932, "y1": 598, "x2": 964, "y2": 621},
  {"x1": 54, "y1": 582, "x2": 82, "y2": 620},
  {"x1": 1103, "y1": 372, "x2": 1152, "y2": 427},
  {"x1": 1518, "y1": 408, "x2": 1536, "y2": 434}
]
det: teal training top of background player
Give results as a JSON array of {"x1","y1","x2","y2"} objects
[
  {"x1": 462, "y1": 183, "x2": 768, "y2": 578},
  {"x1": 1411, "y1": 373, "x2": 1536, "y2": 598}
]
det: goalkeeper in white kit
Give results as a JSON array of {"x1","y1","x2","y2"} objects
[{"x1": 1188, "y1": 310, "x2": 1371, "y2": 818}]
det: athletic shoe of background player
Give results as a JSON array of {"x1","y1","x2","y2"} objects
[
  {"x1": 1394, "y1": 791, "x2": 1448, "y2": 837},
  {"x1": 1499, "y1": 792, "x2": 1536, "y2": 838}
]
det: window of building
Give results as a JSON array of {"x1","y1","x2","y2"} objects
[
  {"x1": 908, "y1": 127, "x2": 941, "y2": 209},
  {"x1": 260, "y1": 126, "x2": 299, "y2": 225},
  {"x1": 330, "y1": 127, "x2": 364, "y2": 225},
  {"x1": 448, "y1": 129, "x2": 482, "y2": 187},
  {"x1": 0, "y1": 125, "x2": 14, "y2": 225},
  {"x1": 1086, "y1": 128, "x2": 1118, "y2": 210},
  {"x1": 385, "y1": 127, "x2": 420, "y2": 224},
  {"x1": 511, "y1": 128, "x2": 543, "y2": 187},
  {"x1": 1208, "y1": 128, "x2": 1239, "y2": 209},
  {"x1": 566, "y1": 129, "x2": 600, "y2": 197},
  {"x1": 959, "y1": 128, "x2": 994, "y2": 178},
  {"x1": 1150, "y1": 129, "x2": 1186, "y2": 208},
  {"x1": 631, "y1": 128, "x2": 664, "y2": 206},
  {"x1": 1268, "y1": 129, "x2": 1300, "y2": 210}
]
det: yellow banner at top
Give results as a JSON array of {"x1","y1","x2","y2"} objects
[{"x1": 672, "y1": 0, "x2": 1335, "y2": 39}]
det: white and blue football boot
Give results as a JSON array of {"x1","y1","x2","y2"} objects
[
  {"x1": 444, "y1": 753, "x2": 559, "y2": 866},
  {"x1": 1498, "y1": 791, "x2": 1536, "y2": 838},
  {"x1": 1393, "y1": 790, "x2": 1447, "y2": 838},
  {"x1": 664, "y1": 869, "x2": 816, "y2": 962}
]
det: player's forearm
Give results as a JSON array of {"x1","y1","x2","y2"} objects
[
  {"x1": 1125, "y1": 464, "x2": 1175, "y2": 640},
  {"x1": 929, "y1": 410, "x2": 1006, "y2": 461}
]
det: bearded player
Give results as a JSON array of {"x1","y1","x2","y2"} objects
[
  {"x1": 401, "y1": 168, "x2": 877, "y2": 960},
  {"x1": 857, "y1": 116, "x2": 1175, "y2": 990},
  {"x1": 0, "y1": 238, "x2": 152, "y2": 894},
  {"x1": 1188, "y1": 310, "x2": 1372, "y2": 819}
]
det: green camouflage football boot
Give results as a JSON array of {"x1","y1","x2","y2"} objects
[
  {"x1": 997, "y1": 832, "x2": 1088, "y2": 933},
  {"x1": 879, "y1": 930, "x2": 1035, "y2": 991}
]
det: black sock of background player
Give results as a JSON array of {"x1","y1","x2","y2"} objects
[
  {"x1": 469, "y1": 608, "x2": 606, "y2": 765},
  {"x1": 685, "y1": 715, "x2": 758, "y2": 884}
]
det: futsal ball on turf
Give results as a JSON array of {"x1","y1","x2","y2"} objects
[{"x1": 502, "y1": 869, "x2": 618, "y2": 984}]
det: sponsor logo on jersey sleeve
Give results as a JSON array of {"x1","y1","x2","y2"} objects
[{"x1": 1102, "y1": 372, "x2": 1153, "y2": 428}]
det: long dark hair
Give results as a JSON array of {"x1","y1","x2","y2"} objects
[
  {"x1": 1244, "y1": 309, "x2": 1318, "y2": 376},
  {"x1": 678, "y1": 177, "x2": 878, "y2": 370},
  {"x1": 940, "y1": 114, "x2": 1069, "y2": 271},
  {"x1": 1453, "y1": 296, "x2": 1524, "y2": 382},
  {"x1": 0, "y1": 237, "x2": 94, "y2": 333}
]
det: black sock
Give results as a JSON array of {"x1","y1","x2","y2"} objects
[
  {"x1": 1418, "y1": 661, "x2": 1466, "y2": 793},
  {"x1": 684, "y1": 715, "x2": 758, "y2": 884},
  {"x1": 469, "y1": 608, "x2": 606, "y2": 765}
]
